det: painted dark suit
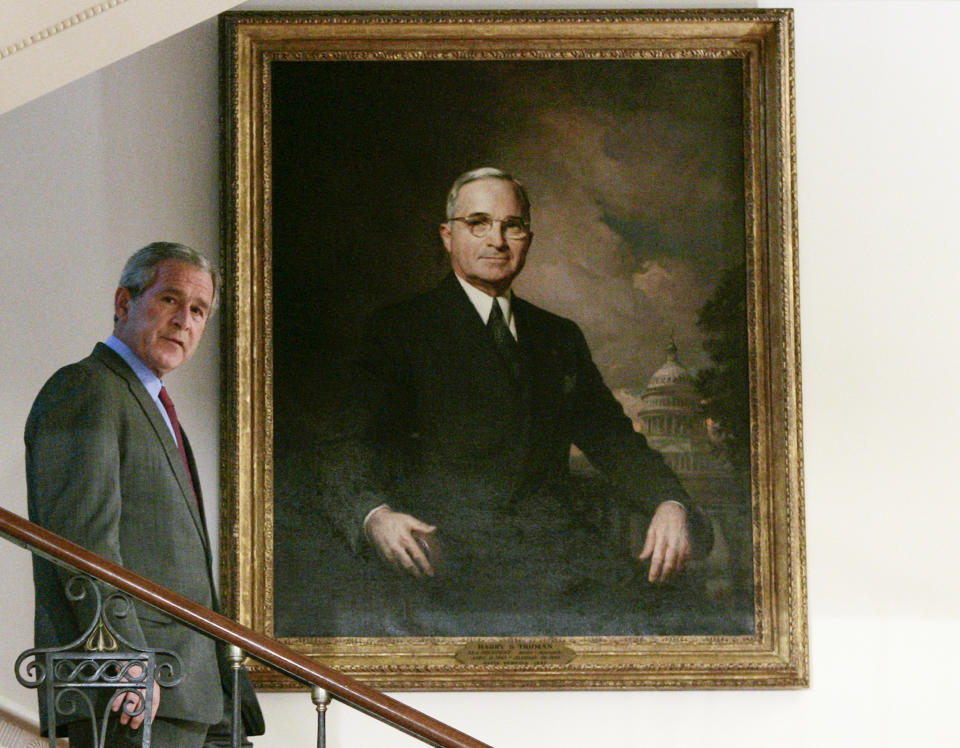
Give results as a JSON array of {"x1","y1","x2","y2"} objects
[
  {"x1": 25, "y1": 343, "x2": 263, "y2": 737},
  {"x1": 324, "y1": 274, "x2": 711, "y2": 635}
]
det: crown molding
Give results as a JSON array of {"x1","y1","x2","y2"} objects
[
  {"x1": 1, "y1": 1, "x2": 130, "y2": 61},
  {"x1": 0, "y1": 0, "x2": 242, "y2": 116}
]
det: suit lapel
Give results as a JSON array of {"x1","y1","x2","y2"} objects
[
  {"x1": 180, "y1": 429, "x2": 212, "y2": 555},
  {"x1": 440, "y1": 272, "x2": 490, "y2": 336},
  {"x1": 93, "y1": 344, "x2": 211, "y2": 552},
  {"x1": 513, "y1": 297, "x2": 563, "y2": 375},
  {"x1": 511, "y1": 297, "x2": 538, "y2": 411}
]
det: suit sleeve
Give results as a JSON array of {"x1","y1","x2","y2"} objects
[
  {"x1": 565, "y1": 323, "x2": 689, "y2": 506},
  {"x1": 25, "y1": 366, "x2": 148, "y2": 648},
  {"x1": 310, "y1": 310, "x2": 411, "y2": 553},
  {"x1": 563, "y1": 323, "x2": 714, "y2": 555}
]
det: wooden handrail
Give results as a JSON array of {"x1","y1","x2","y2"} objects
[{"x1": 0, "y1": 506, "x2": 492, "y2": 748}]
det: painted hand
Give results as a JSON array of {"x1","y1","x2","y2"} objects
[
  {"x1": 636, "y1": 501, "x2": 692, "y2": 583},
  {"x1": 366, "y1": 507, "x2": 439, "y2": 578}
]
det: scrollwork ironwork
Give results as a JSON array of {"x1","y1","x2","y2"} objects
[{"x1": 13, "y1": 574, "x2": 184, "y2": 747}]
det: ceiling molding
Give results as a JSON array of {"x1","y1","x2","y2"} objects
[
  {"x1": 0, "y1": 0, "x2": 242, "y2": 116},
  {"x1": 1, "y1": 1, "x2": 131, "y2": 61}
]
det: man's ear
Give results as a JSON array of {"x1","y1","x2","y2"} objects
[
  {"x1": 114, "y1": 287, "x2": 132, "y2": 323},
  {"x1": 439, "y1": 222, "x2": 453, "y2": 254}
]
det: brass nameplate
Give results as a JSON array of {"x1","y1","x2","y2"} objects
[{"x1": 455, "y1": 640, "x2": 576, "y2": 667}]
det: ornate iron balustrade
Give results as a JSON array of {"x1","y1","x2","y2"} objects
[
  {"x1": 15, "y1": 575, "x2": 184, "y2": 748},
  {"x1": 1, "y1": 506, "x2": 491, "y2": 748}
]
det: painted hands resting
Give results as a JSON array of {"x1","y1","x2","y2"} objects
[
  {"x1": 366, "y1": 500, "x2": 691, "y2": 584},
  {"x1": 636, "y1": 501, "x2": 692, "y2": 583}
]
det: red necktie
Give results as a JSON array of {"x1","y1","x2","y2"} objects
[{"x1": 158, "y1": 386, "x2": 199, "y2": 504}]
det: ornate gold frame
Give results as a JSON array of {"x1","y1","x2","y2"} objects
[{"x1": 219, "y1": 9, "x2": 806, "y2": 690}]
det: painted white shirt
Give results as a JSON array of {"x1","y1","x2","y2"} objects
[{"x1": 454, "y1": 274, "x2": 517, "y2": 340}]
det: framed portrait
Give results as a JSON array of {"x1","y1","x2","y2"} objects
[{"x1": 218, "y1": 9, "x2": 807, "y2": 690}]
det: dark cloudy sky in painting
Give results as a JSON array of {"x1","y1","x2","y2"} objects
[{"x1": 271, "y1": 58, "x2": 744, "y2": 391}]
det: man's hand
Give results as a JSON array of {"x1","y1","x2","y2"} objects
[
  {"x1": 365, "y1": 507, "x2": 438, "y2": 578},
  {"x1": 110, "y1": 663, "x2": 161, "y2": 730},
  {"x1": 636, "y1": 501, "x2": 692, "y2": 583}
]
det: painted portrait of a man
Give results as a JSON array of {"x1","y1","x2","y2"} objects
[{"x1": 268, "y1": 58, "x2": 753, "y2": 639}]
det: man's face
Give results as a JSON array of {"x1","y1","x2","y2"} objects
[
  {"x1": 113, "y1": 259, "x2": 214, "y2": 378},
  {"x1": 440, "y1": 177, "x2": 533, "y2": 297}
]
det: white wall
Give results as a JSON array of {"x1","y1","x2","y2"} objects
[{"x1": 2, "y1": 1, "x2": 959, "y2": 745}]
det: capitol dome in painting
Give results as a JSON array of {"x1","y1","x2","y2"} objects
[{"x1": 616, "y1": 341, "x2": 738, "y2": 505}]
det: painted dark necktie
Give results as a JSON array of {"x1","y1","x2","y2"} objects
[{"x1": 487, "y1": 297, "x2": 522, "y2": 380}]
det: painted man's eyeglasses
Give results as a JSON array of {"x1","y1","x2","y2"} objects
[{"x1": 450, "y1": 214, "x2": 531, "y2": 240}]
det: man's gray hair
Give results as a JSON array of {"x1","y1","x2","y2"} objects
[
  {"x1": 445, "y1": 167, "x2": 531, "y2": 224},
  {"x1": 116, "y1": 242, "x2": 219, "y2": 320}
]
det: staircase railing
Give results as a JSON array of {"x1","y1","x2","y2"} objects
[{"x1": 0, "y1": 505, "x2": 492, "y2": 748}]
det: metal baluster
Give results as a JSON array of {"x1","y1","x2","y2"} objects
[
  {"x1": 14, "y1": 577, "x2": 182, "y2": 748},
  {"x1": 228, "y1": 645, "x2": 244, "y2": 748},
  {"x1": 311, "y1": 685, "x2": 331, "y2": 748}
]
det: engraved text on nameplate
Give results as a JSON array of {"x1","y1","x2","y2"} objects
[{"x1": 455, "y1": 640, "x2": 576, "y2": 667}]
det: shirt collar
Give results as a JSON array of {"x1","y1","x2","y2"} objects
[
  {"x1": 454, "y1": 274, "x2": 514, "y2": 329},
  {"x1": 105, "y1": 335, "x2": 163, "y2": 399}
]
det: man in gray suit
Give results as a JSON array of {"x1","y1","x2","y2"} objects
[{"x1": 26, "y1": 243, "x2": 263, "y2": 746}]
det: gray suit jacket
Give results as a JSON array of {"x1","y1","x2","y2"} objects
[{"x1": 25, "y1": 343, "x2": 260, "y2": 732}]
